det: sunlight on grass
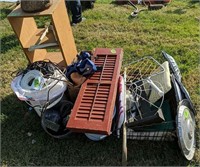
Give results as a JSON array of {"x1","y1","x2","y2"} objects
[{"x1": 0, "y1": 0, "x2": 200, "y2": 166}]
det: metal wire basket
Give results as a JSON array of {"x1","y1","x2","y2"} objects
[
  {"x1": 122, "y1": 56, "x2": 175, "y2": 141},
  {"x1": 121, "y1": 56, "x2": 176, "y2": 165}
]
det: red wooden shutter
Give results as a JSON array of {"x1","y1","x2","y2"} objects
[{"x1": 66, "y1": 48, "x2": 123, "y2": 135}]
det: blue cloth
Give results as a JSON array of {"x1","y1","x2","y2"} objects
[{"x1": 66, "y1": 52, "x2": 97, "y2": 83}]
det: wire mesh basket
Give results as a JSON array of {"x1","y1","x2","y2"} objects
[
  {"x1": 122, "y1": 57, "x2": 175, "y2": 141},
  {"x1": 126, "y1": 126, "x2": 176, "y2": 141}
]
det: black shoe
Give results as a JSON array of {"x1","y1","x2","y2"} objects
[{"x1": 71, "y1": 17, "x2": 86, "y2": 26}]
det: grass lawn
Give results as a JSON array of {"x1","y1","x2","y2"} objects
[{"x1": 1, "y1": 0, "x2": 200, "y2": 166}]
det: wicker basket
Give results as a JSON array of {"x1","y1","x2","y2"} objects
[{"x1": 21, "y1": 0, "x2": 53, "y2": 13}]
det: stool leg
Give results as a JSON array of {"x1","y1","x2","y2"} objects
[
  {"x1": 122, "y1": 121, "x2": 127, "y2": 166},
  {"x1": 122, "y1": 71, "x2": 127, "y2": 166}
]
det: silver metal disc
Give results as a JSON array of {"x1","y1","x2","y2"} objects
[{"x1": 176, "y1": 100, "x2": 196, "y2": 160}]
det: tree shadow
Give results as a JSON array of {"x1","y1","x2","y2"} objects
[{"x1": 1, "y1": 35, "x2": 19, "y2": 54}]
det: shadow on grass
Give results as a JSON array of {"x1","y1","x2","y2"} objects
[
  {"x1": 165, "y1": 0, "x2": 199, "y2": 15},
  {"x1": 1, "y1": 94, "x2": 122, "y2": 166},
  {"x1": 188, "y1": 0, "x2": 200, "y2": 4},
  {"x1": 0, "y1": 8, "x2": 13, "y2": 20},
  {"x1": 164, "y1": 8, "x2": 187, "y2": 15},
  {"x1": 1, "y1": 94, "x2": 193, "y2": 166},
  {"x1": 81, "y1": 1, "x2": 95, "y2": 11},
  {"x1": 1, "y1": 35, "x2": 19, "y2": 54},
  {"x1": 110, "y1": 0, "x2": 121, "y2": 5}
]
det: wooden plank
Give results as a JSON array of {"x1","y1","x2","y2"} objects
[
  {"x1": 45, "y1": 52, "x2": 66, "y2": 67},
  {"x1": 7, "y1": 0, "x2": 61, "y2": 17},
  {"x1": 51, "y1": 0, "x2": 77, "y2": 65},
  {"x1": 8, "y1": 17, "x2": 37, "y2": 47},
  {"x1": 7, "y1": 0, "x2": 77, "y2": 67},
  {"x1": 23, "y1": 48, "x2": 46, "y2": 63},
  {"x1": 24, "y1": 29, "x2": 57, "y2": 48},
  {"x1": 66, "y1": 48, "x2": 123, "y2": 135}
]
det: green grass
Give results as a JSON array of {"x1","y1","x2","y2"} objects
[{"x1": 1, "y1": 0, "x2": 200, "y2": 166}]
